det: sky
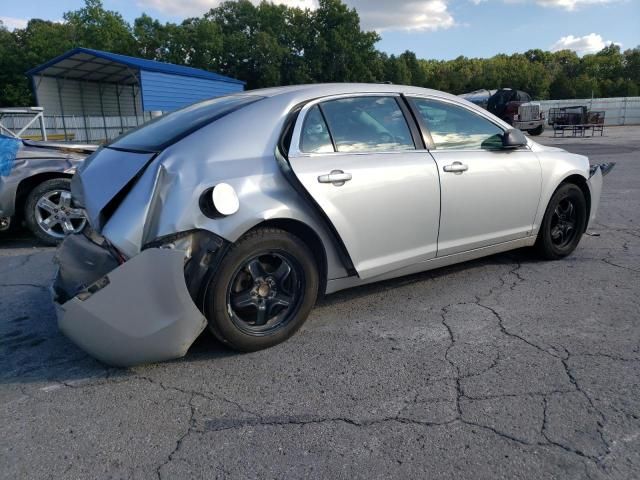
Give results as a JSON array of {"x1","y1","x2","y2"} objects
[{"x1": 0, "y1": 0, "x2": 638, "y2": 60}]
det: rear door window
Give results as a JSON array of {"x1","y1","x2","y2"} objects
[
  {"x1": 300, "y1": 106, "x2": 334, "y2": 153},
  {"x1": 317, "y1": 96, "x2": 415, "y2": 153}
]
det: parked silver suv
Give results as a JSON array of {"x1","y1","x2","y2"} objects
[{"x1": 0, "y1": 135, "x2": 94, "y2": 244}]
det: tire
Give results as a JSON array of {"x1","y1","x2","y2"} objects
[
  {"x1": 204, "y1": 227, "x2": 319, "y2": 351},
  {"x1": 535, "y1": 183, "x2": 587, "y2": 260},
  {"x1": 528, "y1": 125, "x2": 544, "y2": 136},
  {"x1": 24, "y1": 178, "x2": 87, "y2": 246}
]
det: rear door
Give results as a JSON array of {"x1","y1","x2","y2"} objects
[
  {"x1": 408, "y1": 96, "x2": 542, "y2": 257},
  {"x1": 287, "y1": 94, "x2": 441, "y2": 279}
]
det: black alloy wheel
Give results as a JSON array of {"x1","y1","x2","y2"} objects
[
  {"x1": 536, "y1": 183, "x2": 587, "y2": 260},
  {"x1": 227, "y1": 252, "x2": 304, "y2": 335},
  {"x1": 549, "y1": 197, "x2": 578, "y2": 249},
  {"x1": 204, "y1": 227, "x2": 319, "y2": 351}
]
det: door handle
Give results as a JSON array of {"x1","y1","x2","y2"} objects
[
  {"x1": 318, "y1": 170, "x2": 352, "y2": 186},
  {"x1": 443, "y1": 162, "x2": 468, "y2": 174}
]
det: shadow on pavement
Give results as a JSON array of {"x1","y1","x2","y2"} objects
[
  {"x1": 0, "y1": 230, "x2": 539, "y2": 387},
  {"x1": 0, "y1": 226, "x2": 51, "y2": 250}
]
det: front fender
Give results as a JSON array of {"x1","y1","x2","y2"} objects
[{"x1": 532, "y1": 151, "x2": 591, "y2": 235}]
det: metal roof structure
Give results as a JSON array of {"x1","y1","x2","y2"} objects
[
  {"x1": 26, "y1": 47, "x2": 244, "y2": 86},
  {"x1": 26, "y1": 48, "x2": 245, "y2": 143}
]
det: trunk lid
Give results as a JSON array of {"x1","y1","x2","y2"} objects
[{"x1": 72, "y1": 147, "x2": 156, "y2": 231}]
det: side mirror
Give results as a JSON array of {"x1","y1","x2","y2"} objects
[{"x1": 502, "y1": 129, "x2": 527, "y2": 149}]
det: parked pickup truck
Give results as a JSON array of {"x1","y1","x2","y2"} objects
[
  {"x1": 0, "y1": 134, "x2": 96, "y2": 244},
  {"x1": 460, "y1": 88, "x2": 545, "y2": 135}
]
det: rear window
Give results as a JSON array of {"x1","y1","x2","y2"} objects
[{"x1": 109, "y1": 95, "x2": 263, "y2": 152}]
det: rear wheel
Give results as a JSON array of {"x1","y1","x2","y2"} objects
[
  {"x1": 535, "y1": 183, "x2": 587, "y2": 260},
  {"x1": 24, "y1": 178, "x2": 86, "y2": 245},
  {"x1": 204, "y1": 228, "x2": 319, "y2": 351}
]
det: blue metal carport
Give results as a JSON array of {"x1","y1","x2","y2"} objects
[{"x1": 26, "y1": 48, "x2": 245, "y2": 141}]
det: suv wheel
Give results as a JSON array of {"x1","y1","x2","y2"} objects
[{"x1": 24, "y1": 178, "x2": 86, "y2": 245}]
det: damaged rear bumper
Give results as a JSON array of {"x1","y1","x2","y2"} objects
[{"x1": 53, "y1": 234, "x2": 207, "y2": 367}]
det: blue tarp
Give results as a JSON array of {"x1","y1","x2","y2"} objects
[{"x1": 0, "y1": 135, "x2": 20, "y2": 177}]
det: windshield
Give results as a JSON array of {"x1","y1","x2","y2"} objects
[{"x1": 108, "y1": 94, "x2": 263, "y2": 152}]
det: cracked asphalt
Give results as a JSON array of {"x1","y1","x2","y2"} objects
[{"x1": 1, "y1": 126, "x2": 639, "y2": 480}]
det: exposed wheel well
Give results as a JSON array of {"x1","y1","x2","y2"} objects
[
  {"x1": 560, "y1": 174, "x2": 591, "y2": 230},
  {"x1": 253, "y1": 219, "x2": 328, "y2": 296},
  {"x1": 15, "y1": 172, "x2": 73, "y2": 219}
]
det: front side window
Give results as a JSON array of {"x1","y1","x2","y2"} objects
[
  {"x1": 318, "y1": 96, "x2": 415, "y2": 153},
  {"x1": 411, "y1": 98, "x2": 504, "y2": 150},
  {"x1": 300, "y1": 106, "x2": 334, "y2": 153}
]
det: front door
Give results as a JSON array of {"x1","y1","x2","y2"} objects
[
  {"x1": 408, "y1": 96, "x2": 542, "y2": 257},
  {"x1": 287, "y1": 94, "x2": 441, "y2": 279}
]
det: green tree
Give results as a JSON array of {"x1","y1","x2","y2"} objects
[
  {"x1": 305, "y1": 0, "x2": 380, "y2": 83},
  {"x1": 549, "y1": 73, "x2": 576, "y2": 99},
  {"x1": 134, "y1": 14, "x2": 170, "y2": 60},
  {"x1": 63, "y1": 0, "x2": 135, "y2": 54},
  {"x1": 573, "y1": 74, "x2": 600, "y2": 98},
  {"x1": 1, "y1": 0, "x2": 638, "y2": 107}
]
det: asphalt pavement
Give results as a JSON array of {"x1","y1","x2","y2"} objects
[{"x1": 1, "y1": 126, "x2": 639, "y2": 479}]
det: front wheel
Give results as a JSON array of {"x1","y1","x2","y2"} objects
[
  {"x1": 528, "y1": 125, "x2": 545, "y2": 136},
  {"x1": 24, "y1": 178, "x2": 86, "y2": 245},
  {"x1": 204, "y1": 228, "x2": 319, "y2": 351},
  {"x1": 535, "y1": 183, "x2": 587, "y2": 260}
]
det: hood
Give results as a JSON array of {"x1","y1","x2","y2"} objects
[
  {"x1": 2, "y1": 134, "x2": 89, "y2": 177},
  {"x1": 72, "y1": 147, "x2": 157, "y2": 231},
  {"x1": 528, "y1": 141, "x2": 566, "y2": 153}
]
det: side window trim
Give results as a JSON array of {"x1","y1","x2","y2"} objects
[
  {"x1": 406, "y1": 95, "x2": 512, "y2": 152},
  {"x1": 397, "y1": 95, "x2": 426, "y2": 150},
  {"x1": 405, "y1": 96, "x2": 435, "y2": 150},
  {"x1": 291, "y1": 93, "x2": 424, "y2": 157},
  {"x1": 317, "y1": 104, "x2": 337, "y2": 152}
]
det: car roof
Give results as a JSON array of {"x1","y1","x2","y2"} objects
[{"x1": 245, "y1": 83, "x2": 464, "y2": 104}]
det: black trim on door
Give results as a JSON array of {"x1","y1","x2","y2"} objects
[
  {"x1": 276, "y1": 105, "x2": 357, "y2": 276},
  {"x1": 398, "y1": 95, "x2": 427, "y2": 150},
  {"x1": 402, "y1": 95, "x2": 435, "y2": 150}
]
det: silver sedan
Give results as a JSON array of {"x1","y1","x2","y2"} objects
[{"x1": 52, "y1": 84, "x2": 613, "y2": 366}]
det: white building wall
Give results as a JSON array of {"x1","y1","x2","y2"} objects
[{"x1": 33, "y1": 75, "x2": 143, "y2": 117}]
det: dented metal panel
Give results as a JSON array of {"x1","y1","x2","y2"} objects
[
  {"x1": 71, "y1": 147, "x2": 156, "y2": 231},
  {"x1": 97, "y1": 94, "x2": 351, "y2": 279},
  {"x1": 56, "y1": 247, "x2": 207, "y2": 367}
]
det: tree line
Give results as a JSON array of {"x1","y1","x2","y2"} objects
[{"x1": 1, "y1": 0, "x2": 638, "y2": 108}]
